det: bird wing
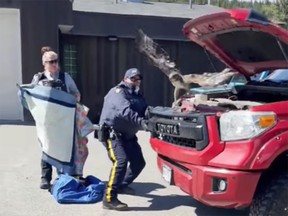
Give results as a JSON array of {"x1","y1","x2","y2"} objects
[
  {"x1": 135, "y1": 29, "x2": 239, "y2": 103},
  {"x1": 135, "y1": 29, "x2": 181, "y2": 77}
]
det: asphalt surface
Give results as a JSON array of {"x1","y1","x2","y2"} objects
[{"x1": 0, "y1": 123, "x2": 249, "y2": 216}]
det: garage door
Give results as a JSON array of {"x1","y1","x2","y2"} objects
[{"x1": 0, "y1": 8, "x2": 23, "y2": 121}]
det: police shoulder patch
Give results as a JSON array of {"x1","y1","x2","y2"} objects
[{"x1": 115, "y1": 87, "x2": 122, "y2": 93}]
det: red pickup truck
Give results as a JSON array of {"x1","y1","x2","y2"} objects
[{"x1": 147, "y1": 9, "x2": 288, "y2": 216}]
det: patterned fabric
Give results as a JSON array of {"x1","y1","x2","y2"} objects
[{"x1": 73, "y1": 104, "x2": 94, "y2": 176}]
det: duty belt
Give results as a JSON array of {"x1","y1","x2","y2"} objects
[
  {"x1": 109, "y1": 128, "x2": 122, "y2": 140},
  {"x1": 94, "y1": 123, "x2": 122, "y2": 141}
]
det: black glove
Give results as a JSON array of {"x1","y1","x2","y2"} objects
[
  {"x1": 94, "y1": 124, "x2": 110, "y2": 142},
  {"x1": 141, "y1": 119, "x2": 149, "y2": 131},
  {"x1": 144, "y1": 106, "x2": 152, "y2": 119}
]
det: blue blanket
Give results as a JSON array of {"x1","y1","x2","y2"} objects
[{"x1": 50, "y1": 174, "x2": 106, "y2": 204}]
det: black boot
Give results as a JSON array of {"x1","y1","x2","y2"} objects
[
  {"x1": 40, "y1": 178, "x2": 51, "y2": 190},
  {"x1": 103, "y1": 198, "x2": 128, "y2": 211},
  {"x1": 40, "y1": 159, "x2": 52, "y2": 190}
]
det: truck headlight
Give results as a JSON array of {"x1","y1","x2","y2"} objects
[{"x1": 220, "y1": 111, "x2": 276, "y2": 141}]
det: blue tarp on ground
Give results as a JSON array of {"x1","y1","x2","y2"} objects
[{"x1": 50, "y1": 174, "x2": 106, "y2": 204}]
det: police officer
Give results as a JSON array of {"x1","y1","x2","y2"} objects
[
  {"x1": 31, "y1": 46, "x2": 81, "y2": 190},
  {"x1": 99, "y1": 68, "x2": 148, "y2": 211}
]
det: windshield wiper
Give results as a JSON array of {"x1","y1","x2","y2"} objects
[{"x1": 262, "y1": 79, "x2": 280, "y2": 83}]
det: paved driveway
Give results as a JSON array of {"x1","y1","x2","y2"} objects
[{"x1": 0, "y1": 124, "x2": 249, "y2": 216}]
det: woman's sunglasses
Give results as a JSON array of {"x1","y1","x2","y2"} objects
[
  {"x1": 130, "y1": 77, "x2": 142, "y2": 82},
  {"x1": 46, "y1": 59, "x2": 58, "y2": 64}
]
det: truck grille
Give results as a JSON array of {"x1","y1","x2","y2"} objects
[
  {"x1": 148, "y1": 106, "x2": 210, "y2": 151},
  {"x1": 155, "y1": 134, "x2": 196, "y2": 149}
]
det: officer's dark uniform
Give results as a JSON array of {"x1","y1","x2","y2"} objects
[
  {"x1": 31, "y1": 72, "x2": 67, "y2": 188},
  {"x1": 99, "y1": 69, "x2": 147, "y2": 210}
]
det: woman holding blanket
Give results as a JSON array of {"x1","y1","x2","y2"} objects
[{"x1": 31, "y1": 46, "x2": 88, "y2": 190}]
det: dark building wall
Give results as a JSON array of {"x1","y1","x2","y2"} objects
[
  {"x1": 71, "y1": 11, "x2": 189, "y2": 40},
  {"x1": 1, "y1": 1, "x2": 225, "y2": 122},
  {"x1": 20, "y1": 0, "x2": 73, "y2": 84},
  {"x1": 0, "y1": 0, "x2": 20, "y2": 8},
  {"x1": 61, "y1": 34, "x2": 225, "y2": 123},
  {"x1": 62, "y1": 12, "x2": 225, "y2": 123}
]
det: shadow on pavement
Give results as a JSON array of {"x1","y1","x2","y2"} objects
[
  {"x1": 127, "y1": 182, "x2": 249, "y2": 216},
  {"x1": 0, "y1": 120, "x2": 35, "y2": 126}
]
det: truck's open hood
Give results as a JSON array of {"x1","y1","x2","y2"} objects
[{"x1": 183, "y1": 9, "x2": 288, "y2": 76}]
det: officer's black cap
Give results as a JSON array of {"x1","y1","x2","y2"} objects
[{"x1": 124, "y1": 68, "x2": 142, "y2": 79}]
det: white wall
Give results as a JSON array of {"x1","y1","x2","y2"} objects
[{"x1": 0, "y1": 8, "x2": 23, "y2": 121}]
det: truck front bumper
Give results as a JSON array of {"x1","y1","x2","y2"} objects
[{"x1": 157, "y1": 155, "x2": 261, "y2": 209}]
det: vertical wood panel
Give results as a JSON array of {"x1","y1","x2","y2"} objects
[{"x1": 61, "y1": 34, "x2": 225, "y2": 123}]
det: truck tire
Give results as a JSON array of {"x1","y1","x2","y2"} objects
[{"x1": 249, "y1": 173, "x2": 288, "y2": 216}]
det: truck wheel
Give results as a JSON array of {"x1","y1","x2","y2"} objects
[{"x1": 249, "y1": 173, "x2": 288, "y2": 216}]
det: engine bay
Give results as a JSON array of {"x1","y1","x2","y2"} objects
[{"x1": 175, "y1": 72, "x2": 288, "y2": 113}]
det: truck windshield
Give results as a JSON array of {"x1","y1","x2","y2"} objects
[{"x1": 263, "y1": 69, "x2": 288, "y2": 82}]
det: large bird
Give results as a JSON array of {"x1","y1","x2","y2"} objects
[{"x1": 135, "y1": 29, "x2": 237, "y2": 102}]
